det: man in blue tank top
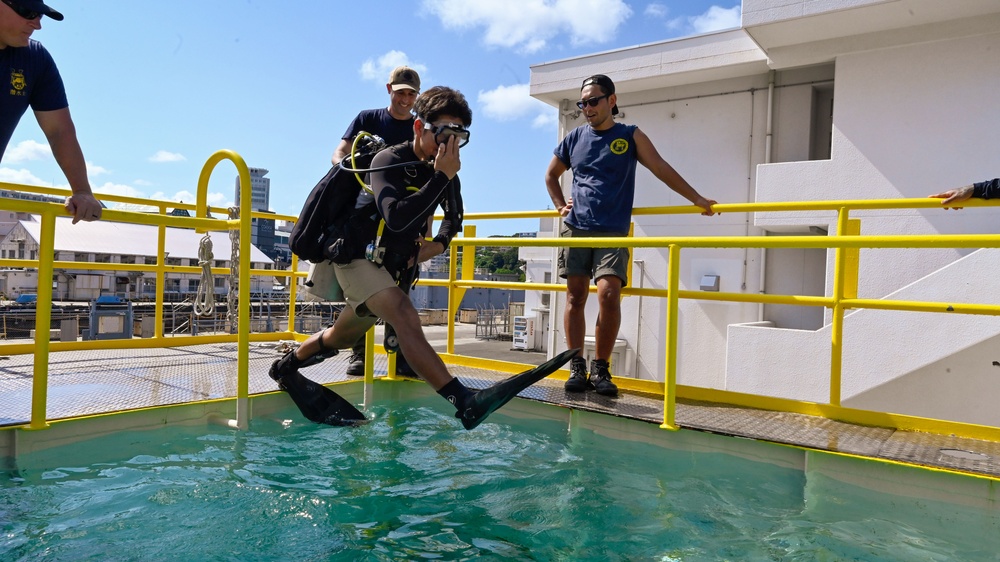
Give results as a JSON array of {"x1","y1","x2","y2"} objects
[
  {"x1": 330, "y1": 66, "x2": 421, "y2": 377},
  {"x1": 0, "y1": 0, "x2": 102, "y2": 223},
  {"x1": 545, "y1": 74, "x2": 717, "y2": 397}
]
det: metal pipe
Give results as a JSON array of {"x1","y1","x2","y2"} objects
[
  {"x1": 28, "y1": 211, "x2": 56, "y2": 430},
  {"x1": 661, "y1": 245, "x2": 681, "y2": 431},
  {"x1": 633, "y1": 259, "x2": 645, "y2": 379}
]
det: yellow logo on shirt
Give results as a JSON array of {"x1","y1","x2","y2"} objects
[
  {"x1": 10, "y1": 70, "x2": 26, "y2": 92},
  {"x1": 610, "y1": 138, "x2": 629, "y2": 155}
]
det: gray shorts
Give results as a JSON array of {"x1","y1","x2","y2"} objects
[
  {"x1": 334, "y1": 259, "x2": 398, "y2": 316},
  {"x1": 557, "y1": 223, "x2": 629, "y2": 285}
]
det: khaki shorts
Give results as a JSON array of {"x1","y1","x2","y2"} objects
[
  {"x1": 334, "y1": 259, "x2": 398, "y2": 316},
  {"x1": 557, "y1": 223, "x2": 629, "y2": 285}
]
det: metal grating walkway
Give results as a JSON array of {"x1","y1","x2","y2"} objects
[{"x1": 1, "y1": 343, "x2": 998, "y2": 478}]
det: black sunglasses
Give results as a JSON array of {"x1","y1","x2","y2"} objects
[
  {"x1": 576, "y1": 94, "x2": 609, "y2": 110},
  {"x1": 424, "y1": 122, "x2": 470, "y2": 147},
  {"x1": 2, "y1": 0, "x2": 40, "y2": 20}
]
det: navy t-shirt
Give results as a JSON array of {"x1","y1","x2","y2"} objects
[
  {"x1": 1, "y1": 40, "x2": 68, "y2": 160},
  {"x1": 341, "y1": 107, "x2": 414, "y2": 146},
  {"x1": 554, "y1": 122, "x2": 638, "y2": 233}
]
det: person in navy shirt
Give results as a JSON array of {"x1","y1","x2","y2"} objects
[
  {"x1": 545, "y1": 74, "x2": 717, "y2": 397},
  {"x1": 0, "y1": 0, "x2": 101, "y2": 223},
  {"x1": 329, "y1": 66, "x2": 421, "y2": 377},
  {"x1": 331, "y1": 66, "x2": 420, "y2": 165}
]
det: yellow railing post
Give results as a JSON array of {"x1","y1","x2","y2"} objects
[
  {"x1": 288, "y1": 254, "x2": 299, "y2": 333},
  {"x1": 661, "y1": 244, "x2": 681, "y2": 431},
  {"x1": 364, "y1": 326, "x2": 375, "y2": 408},
  {"x1": 197, "y1": 150, "x2": 252, "y2": 429},
  {"x1": 843, "y1": 219, "x2": 861, "y2": 299},
  {"x1": 155, "y1": 214, "x2": 166, "y2": 338},
  {"x1": 829, "y1": 208, "x2": 852, "y2": 407},
  {"x1": 448, "y1": 225, "x2": 476, "y2": 355},
  {"x1": 28, "y1": 211, "x2": 57, "y2": 429}
]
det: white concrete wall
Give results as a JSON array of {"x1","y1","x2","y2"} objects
[
  {"x1": 728, "y1": 248, "x2": 1000, "y2": 425},
  {"x1": 733, "y1": 30, "x2": 1000, "y2": 422}
]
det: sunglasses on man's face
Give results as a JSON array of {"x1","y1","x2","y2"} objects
[
  {"x1": 425, "y1": 122, "x2": 470, "y2": 147},
  {"x1": 576, "y1": 94, "x2": 609, "y2": 110},
  {"x1": 2, "y1": 0, "x2": 41, "y2": 20}
]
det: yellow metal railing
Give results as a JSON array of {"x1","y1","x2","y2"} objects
[
  {"x1": 0, "y1": 151, "x2": 303, "y2": 430},
  {"x1": 443, "y1": 198, "x2": 1000, "y2": 440},
  {"x1": 5, "y1": 150, "x2": 1000, "y2": 445}
]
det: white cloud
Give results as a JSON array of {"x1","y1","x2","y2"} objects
[
  {"x1": 151, "y1": 190, "x2": 231, "y2": 209},
  {"x1": 478, "y1": 84, "x2": 542, "y2": 120},
  {"x1": 148, "y1": 150, "x2": 187, "y2": 163},
  {"x1": 133, "y1": 179, "x2": 153, "y2": 187},
  {"x1": 0, "y1": 166, "x2": 51, "y2": 186},
  {"x1": 86, "y1": 162, "x2": 110, "y2": 177},
  {"x1": 92, "y1": 181, "x2": 147, "y2": 199},
  {"x1": 359, "y1": 51, "x2": 428, "y2": 83},
  {"x1": 532, "y1": 112, "x2": 558, "y2": 129},
  {"x1": 644, "y1": 3, "x2": 668, "y2": 18},
  {"x1": 423, "y1": 0, "x2": 633, "y2": 54},
  {"x1": 2, "y1": 140, "x2": 51, "y2": 164},
  {"x1": 168, "y1": 190, "x2": 197, "y2": 204},
  {"x1": 478, "y1": 84, "x2": 557, "y2": 130},
  {"x1": 689, "y1": 5, "x2": 741, "y2": 33}
]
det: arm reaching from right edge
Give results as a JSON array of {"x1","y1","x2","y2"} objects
[{"x1": 930, "y1": 178, "x2": 1000, "y2": 208}]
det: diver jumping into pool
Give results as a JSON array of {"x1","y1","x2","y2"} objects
[{"x1": 272, "y1": 85, "x2": 575, "y2": 429}]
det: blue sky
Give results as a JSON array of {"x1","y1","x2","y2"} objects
[{"x1": 1, "y1": 0, "x2": 741, "y2": 236}]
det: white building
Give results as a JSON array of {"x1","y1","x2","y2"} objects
[
  {"x1": 528, "y1": 0, "x2": 1000, "y2": 425},
  {"x1": 0, "y1": 215, "x2": 275, "y2": 301}
]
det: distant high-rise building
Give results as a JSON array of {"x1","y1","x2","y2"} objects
[
  {"x1": 235, "y1": 167, "x2": 270, "y2": 211},
  {"x1": 236, "y1": 167, "x2": 277, "y2": 264}
]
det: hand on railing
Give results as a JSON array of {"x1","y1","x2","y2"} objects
[
  {"x1": 928, "y1": 185, "x2": 974, "y2": 209},
  {"x1": 694, "y1": 196, "x2": 718, "y2": 216},
  {"x1": 64, "y1": 192, "x2": 103, "y2": 224}
]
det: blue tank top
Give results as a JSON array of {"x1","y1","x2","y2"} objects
[{"x1": 554, "y1": 122, "x2": 638, "y2": 233}]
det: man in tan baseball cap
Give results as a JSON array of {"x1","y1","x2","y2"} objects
[{"x1": 329, "y1": 65, "x2": 422, "y2": 377}]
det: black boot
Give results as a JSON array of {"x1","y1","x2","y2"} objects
[
  {"x1": 345, "y1": 338, "x2": 366, "y2": 377},
  {"x1": 564, "y1": 357, "x2": 592, "y2": 392},
  {"x1": 590, "y1": 359, "x2": 618, "y2": 397}
]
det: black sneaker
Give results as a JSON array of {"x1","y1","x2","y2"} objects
[
  {"x1": 564, "y1": 357, "x2": 592, "y2": 392},
  {"x1": 590, "y1": 359, "x2": 618, "y2": 397},
  {"x1": 345, "y1": 353, "x2": 365, "y2": 377}
]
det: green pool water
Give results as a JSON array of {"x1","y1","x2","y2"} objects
[{"x1": 2, "y1": 394, "x2": 998, "y2": 561}]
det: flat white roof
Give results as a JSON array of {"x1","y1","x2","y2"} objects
[
  {"x1": 529, "y1": 29, "x2": 767, "y2": 107},
  {"x1": 20, "y1": 216, "x2": 274, "y2": 264}
]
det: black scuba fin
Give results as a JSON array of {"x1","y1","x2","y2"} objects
[
  {"x1": 270, "y1": 365, "x2": 367, "y2": 426},
  {"x1": 457, "y1": 347, "x2": 579, "y2": 430}
]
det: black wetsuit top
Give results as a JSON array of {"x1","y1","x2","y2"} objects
[{"x1": 363, "y1": 142, "x2": 463, "y2": 267}]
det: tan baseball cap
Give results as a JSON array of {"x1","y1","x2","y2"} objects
[{"x1": 388, "y1": 66, "x2": 421, "y2": 92}]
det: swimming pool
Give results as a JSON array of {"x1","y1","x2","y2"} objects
[{"x1": 3, "y1": 392, "x2": 999, "y2": 561}]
